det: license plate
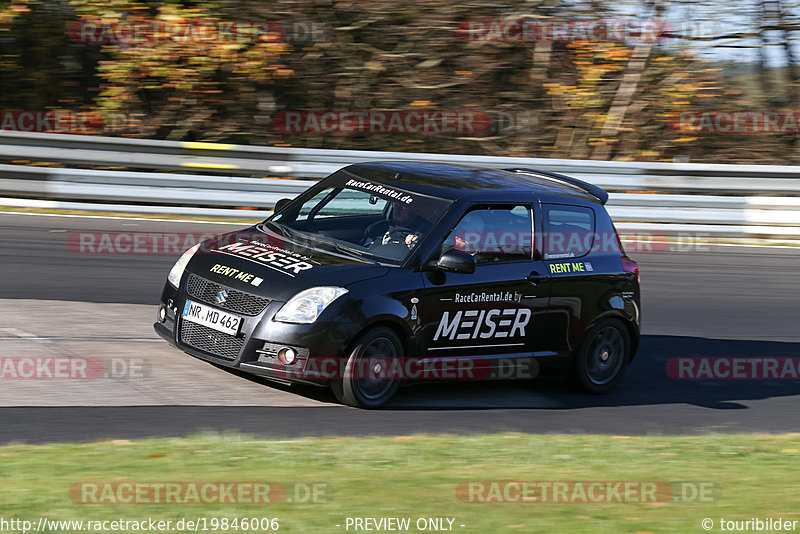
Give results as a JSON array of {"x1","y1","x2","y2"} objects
[{"x1": 182, "y1": 299, "x2": 242, "y2": 335}]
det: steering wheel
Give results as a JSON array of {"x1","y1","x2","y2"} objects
[
  {"x1": 362, "y1": 220, "x2": 389, "y2": 246},
  {"x1": 380, "y1": 226, "x2": 416, "y2": 246}
]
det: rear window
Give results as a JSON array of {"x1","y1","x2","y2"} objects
[{"x1": 542, "y1": 204, "x2": 595, "y2": 259}]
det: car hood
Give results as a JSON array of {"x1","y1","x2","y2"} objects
[{"x1": 185, "y1": 225, "x2": 389, "y2": 301}]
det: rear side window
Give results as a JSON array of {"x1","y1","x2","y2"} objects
[{"x1": 542, "y1": 204, "x2": 595, "y2": 259}]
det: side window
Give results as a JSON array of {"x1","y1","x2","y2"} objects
[
  {"x1": 442, "y1": 205, "x2": 533, "y2": 264},
  {"x1": 542, "y1": 204, "x2": 596, "y2": 259}
]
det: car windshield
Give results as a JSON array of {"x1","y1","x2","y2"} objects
[{"x1": 263, "y1": 170, "x2": 452, "y2": 265}]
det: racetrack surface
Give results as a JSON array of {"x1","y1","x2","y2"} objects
[{"x1": 1, "y1": 212, "x2": 799, "y2": 442}]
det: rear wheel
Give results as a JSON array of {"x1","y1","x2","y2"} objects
[
  {"x1": 331, "y1": 327, "x2": 403, "y2": 408},
  {"x1": 573, "y1": 319, "x2": 631, "y2": 394}
]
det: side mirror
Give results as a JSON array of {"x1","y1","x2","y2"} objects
[
  {"x1": 436, "y1": 250, "x2": 476, "y2": 274},
  {"x1": 274, "y1": 198, "x2": 292, "y2": 214}
]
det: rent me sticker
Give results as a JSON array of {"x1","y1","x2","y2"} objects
[
  {"x1": 549, "y1": 261, "x2": 593, "y2": 274},
  {"x1": 209, "y1": 264, "x2": 262, "y2": 286}
]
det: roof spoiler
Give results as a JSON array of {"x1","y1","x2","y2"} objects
[{"x1": 504, "y1": 167, "x2": 609, "y2": 205}]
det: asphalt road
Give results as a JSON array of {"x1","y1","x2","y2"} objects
[{"x1": 1, "y1": 212, "x2": 799, "y2": 443}]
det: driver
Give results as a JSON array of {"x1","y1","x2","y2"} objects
[
  {"x1": 442, "y1": 210, "x2": 485, "y2": 255},
  {"x1": 363, "y1": 203, "x2": 425, "y2": 249}
]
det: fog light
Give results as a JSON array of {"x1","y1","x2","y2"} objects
[
  {"x1": 158, "y1": 306, "x2": 167, "y2": 323},
  {"x1": 277, "y1": 347, "x2": 297, "y2": 364}
]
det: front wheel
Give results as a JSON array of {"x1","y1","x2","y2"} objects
[
  {"x1": 331, "y1": 327, "x2": 403, "y2": 408},
  {"x1": 573, "y1": 319, "x2": 631, "y2": 394}
]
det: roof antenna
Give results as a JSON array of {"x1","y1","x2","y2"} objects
[{"x1": 393, "y1": 172, "x2": 400, "y2": 180}]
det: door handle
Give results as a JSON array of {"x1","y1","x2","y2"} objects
[{"x1": 526, "y1": 270, "x2": 545, "y2": 285}]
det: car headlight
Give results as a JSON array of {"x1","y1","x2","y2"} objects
[
  {"x1": 274, "y1": 287, "x2": 348, "y2": 324},
  {"x1": 167, "y1": 243, "x2": 201, "y2": 288}
]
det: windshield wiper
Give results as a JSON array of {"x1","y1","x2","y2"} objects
[
  {"x1": 294, "y1": 232, "x2": 370, "y2": 260},
  {"x1": 263, "y1": 220, "x2": 298, "y2": 240},
  {"x1": 331, "y1": 241, "x2": 365, "y2": 257},
  {"x1": 263, "y1": 224, "x2": 373, "y2": 262}
]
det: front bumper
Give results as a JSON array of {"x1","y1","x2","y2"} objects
[{"x1": 153, "y1": 276, "x2": 354, "y2": 387}]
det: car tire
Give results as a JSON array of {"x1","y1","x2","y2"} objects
[
  {"x1": 331, "y1": 327, "x2": 403, "y2": 408},
  {"x1": 573, "y1": 319, "x2": 631, "y2": 394}
]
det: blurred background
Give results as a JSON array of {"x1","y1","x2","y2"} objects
[
  {"x1": 1, "y1": 6, "x2": 800, "y2": 503},
  {"x1": 2, "y1": 0, "x2": 800, "y2": 163}
]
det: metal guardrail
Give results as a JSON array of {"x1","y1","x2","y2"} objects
[
  {"x1": 1, "y1": 131, "x2": 800, "y2": 239},
  {"x1": 0, "y1": 164, "x2": 309, "y2": 207},
  {"x1": 4, "y1": 130, "x2": 800, "y2": 189}
]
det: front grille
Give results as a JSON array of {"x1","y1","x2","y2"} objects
[
  {"x1": 186, "y1": 274, "x2": 271, "y2": 316},
  {"x1": 180, "y1": 321, "x2": 244, "y2": 360}
]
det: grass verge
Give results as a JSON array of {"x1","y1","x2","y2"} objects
[{"x1": 1, "y1": 433, "x2": 799, "y2": 533}]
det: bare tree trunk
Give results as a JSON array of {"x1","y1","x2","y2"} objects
[
  {"x1": 758, "y1": 0, "x2": 776, "y2": 104},
  {"x1": 591, "y1": 43, "x2": 653, "y2": 160},
  {"x1": 777, "y1": 0, "x2": 798, "y2": 106},
  {"x1": 532, "y1": 41, "x2": 552, "y2": 71},
  {"x1": 591, "y1": 0, "x2": 665, "y2": 160}
]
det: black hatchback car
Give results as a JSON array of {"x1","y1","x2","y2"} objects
[{"x1": 154, "y1": 162, "x2": 640, "y2": 408}]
